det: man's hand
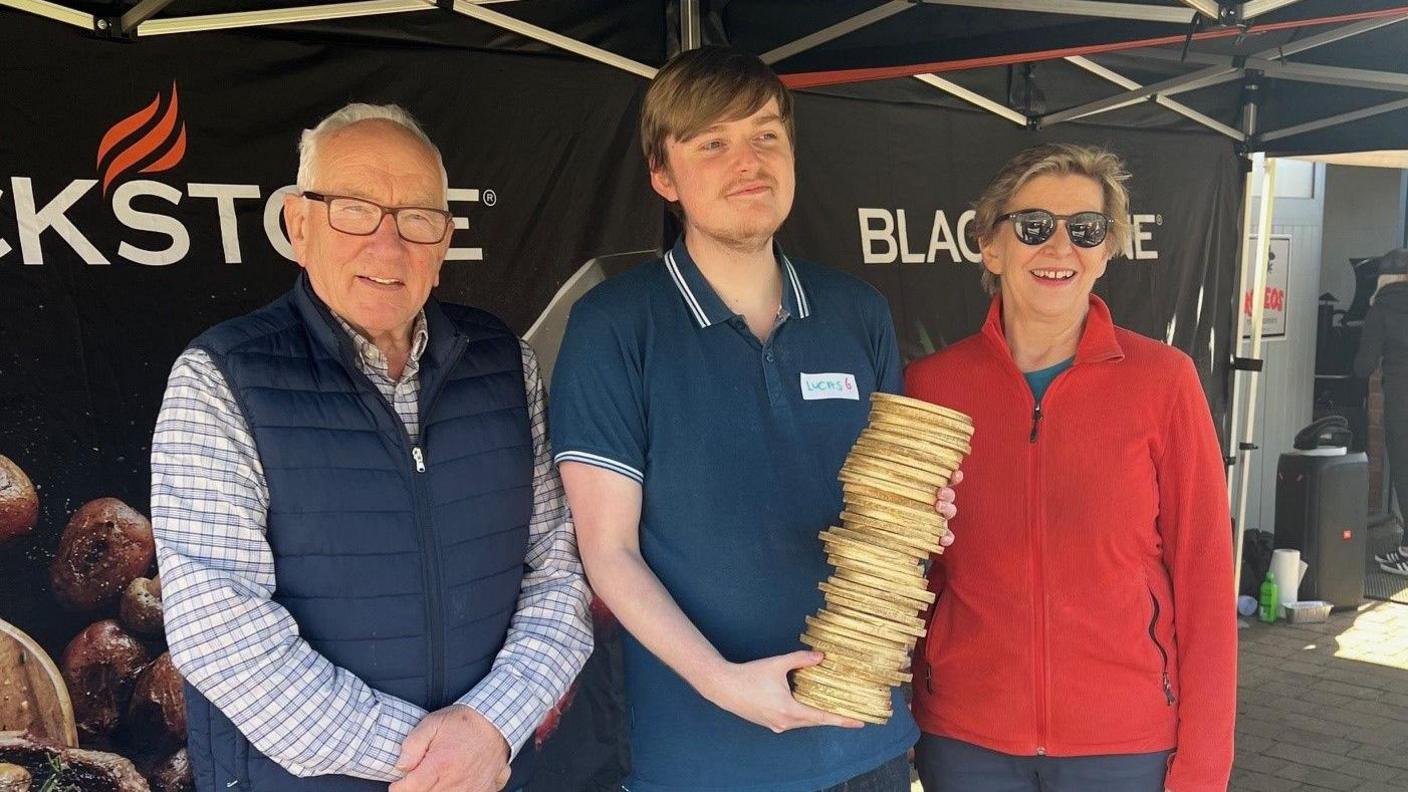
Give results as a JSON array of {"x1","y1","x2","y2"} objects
[
  {"x1": 390, "y1": 705, "x2": 510, "y2": 792},
  {"x1": 935, "y1": 468, "x2": 963, "y2": 549},
  {"x1": 699, "y1": 650, "x2": 865, "y2": 733}
]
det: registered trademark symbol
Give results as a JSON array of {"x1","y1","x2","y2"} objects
[{"x1": 482, "y1": 189, "x2": 497, "y2": 207}]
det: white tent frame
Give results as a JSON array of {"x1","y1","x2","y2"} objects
[
  {"x1": 8, "y1": 0, "x2": 1404, "y2": 144},
  {"x1": 1229, "y1": 155, "x2": 1278, "y2": 600},
  {"x1": 7, "y1": 0, "x2": 1407, "y2": 603}
]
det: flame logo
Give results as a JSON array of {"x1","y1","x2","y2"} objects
[{"x1": 96, "y1": 82, "x2": 187, "y2": 195}]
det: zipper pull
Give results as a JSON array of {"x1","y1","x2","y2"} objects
[
  {"x1": 1162, "y1": 672, "x2": 1175, "y2": 705},
  {"x1": 1029, "y1": 403, "x2": 1043, "y2": 443},
  {"x1": 926, "y1": 663, "x2": 934, "y2": 694},
  {"x1": 412, "y1": 446, "x2": 427, "y2": 473}
]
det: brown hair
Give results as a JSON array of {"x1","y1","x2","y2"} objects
[
  {"x1": 971, "y1": 143, "x2": 1131, "y2": 294},
  {"x1": 640, "y1": 45, "x2": 795, "y2": 177}
]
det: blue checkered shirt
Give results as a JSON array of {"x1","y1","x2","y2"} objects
[{"x1": 151, "y1": 309, "x2": 593, "y2": 782}]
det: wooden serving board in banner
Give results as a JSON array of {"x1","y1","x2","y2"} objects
[{"x1": 0, "y1": 618, "x2": 78, "y2": 747}]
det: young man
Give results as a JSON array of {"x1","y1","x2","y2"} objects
[{"x1": 550, "y1": 47, "x2": 958, "y2": 791}]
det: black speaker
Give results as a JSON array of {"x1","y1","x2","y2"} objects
[{"x1": 1273, "y1": 451, "x2": 1368, "y2": 609}]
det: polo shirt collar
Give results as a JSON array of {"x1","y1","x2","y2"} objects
[{"x1": 664, "y1": 236, "x2": 812, "y2": 328}]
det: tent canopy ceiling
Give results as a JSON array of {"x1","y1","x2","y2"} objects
[{"x1": 9, "y1": 0, "x2": 1408, "y2": 154}]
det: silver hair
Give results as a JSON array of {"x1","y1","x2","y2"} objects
[{"x1": 295, "y1": 103, "x2": 449, "y2": 205}]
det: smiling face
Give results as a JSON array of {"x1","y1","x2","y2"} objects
[
  {"x1": 650, "y1": 98, "x2": 795, "y2": 249},
  {"x1": 283, "y1": 119, "x2": 449, "y2": 341},
  {"x1": 981, "y1": 173, "x2": 1111, "y2": 325}
]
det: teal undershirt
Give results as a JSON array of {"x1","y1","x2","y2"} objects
[{"x1": 1024, "y1": 357, "x2": 1074, "y2": 404}]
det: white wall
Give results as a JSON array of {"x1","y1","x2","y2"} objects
[
  {"x1": 1320, "y1": 164, "x2": 1407, "y2": 310},
  {"x1": 1237, "y1": 160, "x2": 1324, "y2": 535},
  {"x1": 1235, "y1": 162, "x2": 1408, "y2": 534}
]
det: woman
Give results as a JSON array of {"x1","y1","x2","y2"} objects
[
  {"x1": 1357, "y1": 264, "x2": 1408, "y2": 574},
  {"x1": 905, "y1": 144, "x2": 1235, "y2": 792}
]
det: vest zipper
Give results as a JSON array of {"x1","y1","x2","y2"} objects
[
  {"x1": 1029, "y1": 403, "x2": 1043, "y2": 443},
  {"x1": 1147, "y1": 589, "x2": 1176, "y2": 705},
  {"x1": 412, "y1": 335, "x2": 470, "y2": 706},
  {"x1": 336, "y1": 325, "x2": 471, "y2": 708},
  {"x1": 411, "y1": 451, "x2": 443, "y2": 704}
]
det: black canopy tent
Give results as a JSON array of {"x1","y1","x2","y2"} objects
[
  {"x1": 2, "y1": 3, "x2": 1403, "y2": 787},
  {"x1": 9, "y1": 0, "x2": 1403, "y2": 656},
  {"x1": 9, "y1": 0, "x2": 1408, "y2": 154}
]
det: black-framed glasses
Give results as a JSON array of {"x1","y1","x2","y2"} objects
[
  {"x1": 302, "y1": 191, "x2": 452, "y2": 244},
  {"x1": 996, "y1": 209, "x2": 1111, "y2": 248}
]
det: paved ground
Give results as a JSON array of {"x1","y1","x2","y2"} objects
[
  {"x1": 1233, "y1": 600, "x2": 1408, "y2": 792},
  {"x1": 905, "y1": 599, "x2": 1408, "y2": 792}
]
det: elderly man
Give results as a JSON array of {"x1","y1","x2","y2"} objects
[{"x1": 151, "y1": 103, "x2": 592, "y2": 792}]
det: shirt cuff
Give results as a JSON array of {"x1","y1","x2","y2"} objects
[
  {"x1": 454, "y1": 668, "x2": 542, "y2": 762},
  {"x1": 352, "y1": 694, "x2": 427, "y2": 781}
]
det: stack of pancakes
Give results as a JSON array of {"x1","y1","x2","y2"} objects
[{"x1": 792, "y1": 393, "x2": 973, "y2": 724}]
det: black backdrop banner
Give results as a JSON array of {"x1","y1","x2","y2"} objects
[
  {"x1": 781, "y1": 90, "x2": 1243, "y2": 430},
  {"x1": 2, "y1": 13, "x2": 1239, "y2": 792}
]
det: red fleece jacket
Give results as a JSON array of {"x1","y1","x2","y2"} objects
[{"x1": 906, "y1": 296, "x2": 1236, "y2": 792}]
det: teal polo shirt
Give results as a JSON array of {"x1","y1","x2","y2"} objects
[{"x1": 550, "y1": 237, "x2": 918, "y2": 791}]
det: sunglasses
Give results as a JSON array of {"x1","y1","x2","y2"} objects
[{"x1": 995, "y1": 209, "x2": 1111, "y2": 248}]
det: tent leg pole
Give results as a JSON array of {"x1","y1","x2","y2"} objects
[
  {"x1": 1227, "y1": 164, "x2": 1257, "y2": 508},
  {"x1": 1231, "y1": 156, "x2": 1278, "y2": 602}
]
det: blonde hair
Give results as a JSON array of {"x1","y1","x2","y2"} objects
[
  {"x1": 971, "y1": 143, "x2": 1131, "y2": 294},
  {"x1": 640, "y1": 46, "x2": 794, "y2": 215}
]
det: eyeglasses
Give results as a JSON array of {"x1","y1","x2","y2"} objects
[
  {"x1": 302, "y1": 191, "x2": 452, "y2": 244},
  {"x1": 995, "y1": 209, "x2": 1111, "y2": 248}
]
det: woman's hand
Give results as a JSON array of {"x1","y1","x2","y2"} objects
[{"x1": 935, "y1": 469, "x2": 963, "y2": 548}]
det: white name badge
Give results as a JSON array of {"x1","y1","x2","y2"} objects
[{"x1": 800, "y1": 372, "x2": 860, "y2": 401}]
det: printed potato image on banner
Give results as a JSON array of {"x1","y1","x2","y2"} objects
[
  {"x1": 0, "y1": 482, "x2": 170, "y2": 790},
  {"x1": 0, "y1": 83, "x2": 197, "y2": 792}
]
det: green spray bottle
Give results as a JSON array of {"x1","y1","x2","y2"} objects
[{"x1": 1259, "y1": 570, "x2": 1279, "y2": 623}]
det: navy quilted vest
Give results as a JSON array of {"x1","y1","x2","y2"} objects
[{"x1": 182, "y1": 276, "x2": 534, "y2": 791}]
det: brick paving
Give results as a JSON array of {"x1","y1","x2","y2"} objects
[
  {"x1": 1232, "y1": 601, "x2": 1408, "y2": 791},
  {"x1": 906, "y1": 600, "x2": 1408, "y2": 791}
]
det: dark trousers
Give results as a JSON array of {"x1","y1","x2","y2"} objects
[
  {"x1": 1386, "y1": 383, "x2": 1407, "y2": 519},
  {"x1": 817, "y1": 754, "x2": 911, "y2": 792},
  {"x1": 618, "y1": 753, "x2": 910, "y2": 792},
  {"x1": 915, "y1": 734, "x2": 1170, "y2": 792}
]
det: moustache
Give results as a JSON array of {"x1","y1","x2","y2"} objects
[{"x1": 724, "y1": 175, "x2": 776, "y2": 197}]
